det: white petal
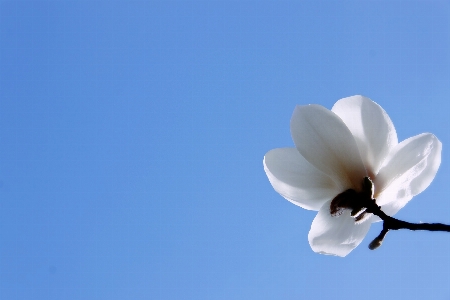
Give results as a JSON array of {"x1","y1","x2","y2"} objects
[
  {"x1": 308, "y1": 200, "x2": 372, "y2": 257},
  {"x1": 374, "y1": 133, "x2": 442, "y2": 215},
  {"x1": 332, "y1": 95, "x2": 398, "y2": 175},
  {"x1": 264, "y1": 148, "x2": 340, "y2": 210},
  {"x1": 290, "y1": 105, "x2": 367, "y2": 190}
]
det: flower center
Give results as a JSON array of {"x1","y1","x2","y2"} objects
[{"x1": 330, "y1": 177, "x2": 375, "y2": 223}]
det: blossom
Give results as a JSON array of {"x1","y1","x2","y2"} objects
[{"x1": 263, "y1": 95, "x2": 442, "y2": 257}]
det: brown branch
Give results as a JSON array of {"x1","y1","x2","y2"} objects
[
  {"x1": 364, "y1": 198, "x2": 450, "y2": 250},
  {"x1": 330, "y1": 179, "x2": 450, "y2": 250}
]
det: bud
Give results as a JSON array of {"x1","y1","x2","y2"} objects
[
  {"x1": 368, "y1": 229, "x2": 389, "y2": 250},
  {"x1": 368, "y1": 237, "x2": 383, "y2": 250}
]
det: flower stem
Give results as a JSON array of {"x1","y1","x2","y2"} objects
[{"x1": 364, "y1": 199, "x2": 450, "y2": 250}]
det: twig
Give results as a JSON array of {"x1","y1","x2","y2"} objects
[
  {"x1": 330, "y1": 178, "x2": 450, "y2": 250},
  {"x1": 364, "y1": 199, "x2": 450, "y2": 250}
]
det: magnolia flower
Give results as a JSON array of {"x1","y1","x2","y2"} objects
[{"x1": 263, "y1": 95, "x2": 442, "y2": 257}]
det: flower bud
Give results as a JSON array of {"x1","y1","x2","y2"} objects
[{"x1": 368, "y1": 237, "x2": 383, "y2": 250}]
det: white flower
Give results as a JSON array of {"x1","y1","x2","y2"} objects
[{"x1": 263, "y1": 95, "x2": 442, "y2": 257}]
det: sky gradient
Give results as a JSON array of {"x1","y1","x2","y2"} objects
[{"x1": 1, "y1": 1, "x2": 450, "y2": 299}]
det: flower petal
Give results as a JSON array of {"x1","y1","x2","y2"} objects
[
  {"x1": 308, "y1": 200, "x2": 372, "y2": 257},
  {"x1": 332, "y1": 95, "x2": 398, "y2": 175},
  {"x1": 264, "y1": 148, "x2": 340, "y2": 210},
  {"x1": 374, "y1": 133, "x2": 442, "y2": 215},
  {"x1": 290, "y1": 105, "x2": 367, "y2": 190}
]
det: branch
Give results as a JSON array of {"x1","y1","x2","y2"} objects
[
  {"x1": 364, "y1": 199, "x2": 450, "y2": 250},
  {"x1": 330, "y1": 179, "x2": 450, "y2": 251}
]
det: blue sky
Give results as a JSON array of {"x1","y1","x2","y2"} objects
[{"x1": 1, "y1": 1, "x2": 450, "y2": 299}]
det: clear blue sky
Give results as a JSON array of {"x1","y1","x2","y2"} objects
[{"x1": 1, "y1": 1, "x2": 450, "y2": 299}]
